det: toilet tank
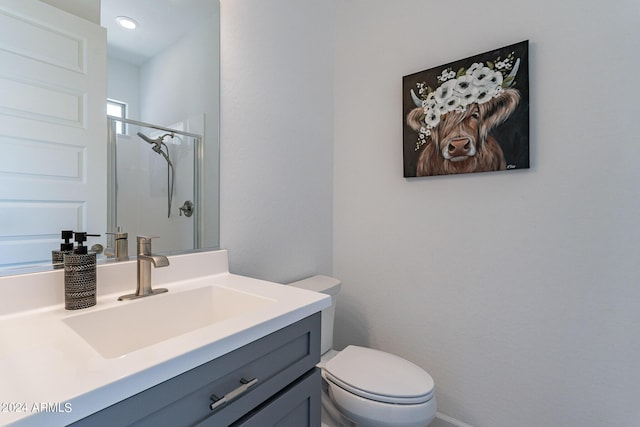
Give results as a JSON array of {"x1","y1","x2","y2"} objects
[{"x1": 288, "y1": 275, "x2": 341, "y2": 354}]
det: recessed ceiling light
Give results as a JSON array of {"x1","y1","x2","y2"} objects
[{"x1": 116, "y1": 16, "x2": 138, "y2": 30}]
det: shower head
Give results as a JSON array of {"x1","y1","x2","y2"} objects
[
  {"x1": 137, "y1": 131, "x2": 160, "y2": 145},
  {"x1": 137, "y1": 131, "x2": 172, "y2": 146}
]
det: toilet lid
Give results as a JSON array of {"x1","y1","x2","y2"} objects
[{"x1": 323, "y1": 345, "x2": 435, "y2": 404}]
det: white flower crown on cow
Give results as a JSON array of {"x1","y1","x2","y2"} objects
[{"x1": 411, "y1": 51, "x2": 520, "y2": 151}]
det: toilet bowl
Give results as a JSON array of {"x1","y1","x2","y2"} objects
[{"x1": 289, "y1": 276, "x2": 436, "y2": 427}]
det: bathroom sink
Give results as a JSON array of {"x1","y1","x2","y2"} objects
[{"x1": 63, "y1": 285, "x2": 275, "y2": 358}]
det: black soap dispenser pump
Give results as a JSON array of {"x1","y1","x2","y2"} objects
[
  {"x1": 63, "y1": 232, "x2": 100, "y2": 310},
  {"x1": 52, "y1": 230, "x2": 74, "y2": 267}
]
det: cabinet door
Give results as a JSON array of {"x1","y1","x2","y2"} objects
[{"x1": 228, "y1": 368, "x2": 321, "y2": 427}]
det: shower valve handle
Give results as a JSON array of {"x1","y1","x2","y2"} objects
[{"x1": 179, "y1": 200, "x2": 194, "y2": 217}]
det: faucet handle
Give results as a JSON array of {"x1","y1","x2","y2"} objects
[
  {"x1": 137, "y1": 235, "x2": 160, "y2": 255},
  {"x1": 137, "y1": 235, "x2": 160, "y2": 243}
]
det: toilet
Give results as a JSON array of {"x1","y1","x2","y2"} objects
[{"x1": 289, "y1": 275, "x2": 436, "y2": 427}]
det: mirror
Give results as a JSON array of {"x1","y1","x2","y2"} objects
[{"x1": 0, "y1": 0, "x2": 220, "y2": 275}]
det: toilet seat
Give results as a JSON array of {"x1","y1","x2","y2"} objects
[{"x1": 323, "y1": 345, "x2": 435, "y2": 405}]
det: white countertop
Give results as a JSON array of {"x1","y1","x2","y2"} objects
[{"x1": 0, "y1": 250, "x2": 330, "y2": 426}]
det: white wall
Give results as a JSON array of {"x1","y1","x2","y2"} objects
[
  {"x1": 219, "y1": 0, "x2": 335, "y2": 283},
  {"x1": 41, "y1": 0, "x2": 100, "y2": 24},
  {"x1": 107, "y1": 58, "x2": 140, "y2": 120},
  {"x1": 333, "y1": 1, "x2": 640, "y2": 426},
  {"x1": 139, "y1": 15, "x2": 219, "y2": 129}
]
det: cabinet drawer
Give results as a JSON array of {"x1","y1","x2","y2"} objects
[
  {"x1": 71, "y1": 312, "x2": 320, "y2": 427},
  {"x1": 229, "y1": 368, "x2": 321, "y2": 427}
]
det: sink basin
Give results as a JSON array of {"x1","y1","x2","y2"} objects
[{"x1": 63, "y1": 285, "x2": 275, "y2": 358}]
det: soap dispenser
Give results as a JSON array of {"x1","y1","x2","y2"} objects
[
  {"x1": 63, "y1": 232, "x2": 100, "y2": 310},
  {"x1": 52, "y1": 230, "x2": 74, "y2": 268}
]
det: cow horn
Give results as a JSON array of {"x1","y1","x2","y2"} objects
[
  {"x1": 410, "y1": 89, "x2": 423, "y2": 107},
  {"x1": 507, "y1": 58, "x2": 520, "y2": 81}
]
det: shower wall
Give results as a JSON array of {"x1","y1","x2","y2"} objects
[{"x1": 114, "y1": 120, "x2": 198, "y2": 255}]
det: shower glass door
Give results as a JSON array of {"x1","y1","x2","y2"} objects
[{"x1": 107, "y1": 116, "x2": 202, "y2": 256}]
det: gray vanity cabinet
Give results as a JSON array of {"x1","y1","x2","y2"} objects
[{"x1": 70, "y1": 313, "x2": 321, "y2": 427}]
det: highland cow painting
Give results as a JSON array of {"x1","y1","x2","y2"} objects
[{"x1": 403, "y1": 41, "x2": 529, "y2": 177}]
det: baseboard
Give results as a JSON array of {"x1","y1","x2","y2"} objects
[{"x1": 430, "y1": 411, "x2": 474, "y2": 427}]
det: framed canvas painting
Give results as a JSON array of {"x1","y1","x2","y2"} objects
[{"x1": 403, "y1": 40, "x2": 529, "y2": 177}]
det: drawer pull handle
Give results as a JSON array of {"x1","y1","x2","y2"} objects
[{"x1": 210, "y1": 377, "x2": 258, "y2": 411}]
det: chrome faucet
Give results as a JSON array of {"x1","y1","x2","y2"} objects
[
  {"x1": 118, "y1": 236, "x2": 169, "y2": 301},
  {"x1": 105, "y1": 227, "x2": 129, "y2": 261}
]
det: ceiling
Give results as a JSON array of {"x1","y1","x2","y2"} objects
[{"x1": 101, "y1": 0, "x2": 218, "y2": 65}]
